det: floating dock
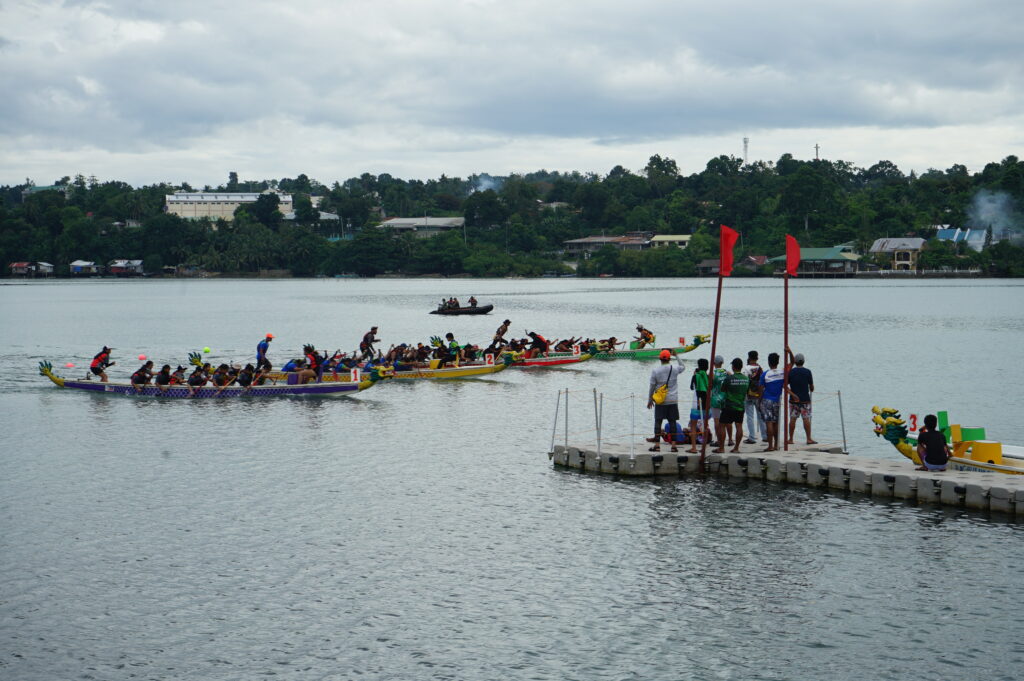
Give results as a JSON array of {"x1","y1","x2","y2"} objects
[{"x1": 549, "y1": 442, "x2": 1024, "y2": 515}]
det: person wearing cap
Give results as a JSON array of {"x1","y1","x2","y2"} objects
[
  {"x1": 89, "y1": 346, "x2": 114, "y2": 382},
  {"x1": 786, "y1": 348, "x2": 816, "y2": 445},
  {"x1": 758, "y1": 352, "x2": 784, "y2": 451},
  {"x1": 256, "y1": 334, "x2": 273, "y2": 371},
  {"x1": 709, "y1": 354, "x2": 731, "y2": 447},
  {"x1": 646, "y1": 348, "x2": 683, "y2": 452},
  {"x1": 169, "y1": 365, "x2": 187, "y2": 385}
]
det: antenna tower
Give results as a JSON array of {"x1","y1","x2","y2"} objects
[{"x1": 743, "y1": 137, "x2": 749, "y2": 165}]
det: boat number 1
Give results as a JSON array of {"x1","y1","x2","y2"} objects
[
  {"x1": 908, "y1": 413, "x2": 918, "y2": 433},
  {"x1": 350, "y1": 368, "x2": 360, "y2": 383}
]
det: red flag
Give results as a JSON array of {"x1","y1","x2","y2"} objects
[
  {"x1": 785, "y1": 234, "x2": 801, "y2": 277},
  {"x1": 719, "y1": 225, "x2": 739, "y2": 276}
]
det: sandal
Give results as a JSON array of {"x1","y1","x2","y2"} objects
[
  {"x1": 645, "y1": 436, "x2": 660, "y2": 443},
  {"x1": 648, "y1": 445, "x2": 661, "y2": 451}
]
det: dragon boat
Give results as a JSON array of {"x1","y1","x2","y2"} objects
[
  {"x1": 38, "y1": 361, "x2": 383, "y2": 398},
  {"x1": 871, "y1": 406, "x2": 1024, "y2": 474},
  {"x1": 544, "y1": 334, "x2": 709, "y2": 361},
  {"x1": 266, "y1": 353, "x2": 514, "y2": 383}
]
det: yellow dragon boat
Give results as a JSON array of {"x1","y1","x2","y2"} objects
[{"x1": 871, "y1": 406, "x2": 1024, "y2": 474}]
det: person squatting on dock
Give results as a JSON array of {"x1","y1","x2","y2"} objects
[
  {"x1": 916, "y1": 414, "x2": 952, "y2": 471},
  {"x1": 646, "y1": 349, "x2": 682, "y2": 452}
]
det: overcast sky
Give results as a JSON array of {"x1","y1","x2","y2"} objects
[{"x1": 1, "y1": 0, "x2": 1021, "y2": 188}]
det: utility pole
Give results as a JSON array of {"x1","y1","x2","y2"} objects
[
  {"x1": 814, "y1": 143, "x2": 820, "y2": 160},
  {"x1": 743, "y1": 137, "x2": 749, "y2": 165}
]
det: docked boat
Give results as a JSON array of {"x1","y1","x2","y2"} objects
[
  {"x1": 430, "y1": 303, "x2": 493, "y2": 315},
  {"x1": 38, "y1": 361, "x2": 382, "y2": 398},
  {"x1": 871, "y1": 406, "x2": 1024, "y2": 474}
]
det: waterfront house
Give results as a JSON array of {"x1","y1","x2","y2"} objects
[
  {"x1": 70, "y1": 260, "x2": 102, "y2": 275},
  {"x1": 769, "y1": 245, "x2": 861, "y2": 277},
  {"x1": 649, "y1": 234, "x2": 692, "y2": 250},
  {"x1": 108, "y1": 259, "x2": 144, "y2": 276},
  {"x1": 869, "y1": 237, "x2": 926, "y2": 270},
  {"x1": 9, "y1": 261, "x2": 55, "y2": 277},
  {"x1": 934, "y1": 227, "x2": 994, "y2": 252},
  {"x1": 563, "y1": 232, "x2": 650, "y2": 255}
]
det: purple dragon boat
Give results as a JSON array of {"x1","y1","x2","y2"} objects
[{"x1": 38, "y1": 361, "x2": 382, "y2": 398}]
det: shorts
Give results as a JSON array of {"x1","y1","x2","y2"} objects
[
  {"x1": 759, "y1": 399, "x2": 780, "y2": 423},
  {"x1": 654, "y1": 403, "x2": 680, "y2": 423},
  {"x1": 257, "y1": 358, "x2": 272, "y2": 371},
  {"x1": 710, "y1": 407, "x2": 722, "y2": 420},
  {"x1": 720, "y1": 407, "x2": 744, "y2": 424},
  {"x1": 790, "y1": 402, "x2": 812, "y2": 419},
  {"x1": 90, "y1": 366, "x2": 104, "y2": 375}
]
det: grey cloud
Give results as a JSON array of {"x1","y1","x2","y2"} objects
[{"x1": 1, "y1": 0, "x2": 1022, "y2": 178}]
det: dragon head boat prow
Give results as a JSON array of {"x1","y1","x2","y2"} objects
[
  {"x1": 38, "y1": 360, "x2": 65, "y2": 387},
  {"x1": 870, "y1": 406, "x2": 1024, "y2": 474}
]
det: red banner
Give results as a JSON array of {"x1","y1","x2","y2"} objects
[
  {"x1": 785, "y1": 234, "x2": 801, "y2": 277},
  {"x1": 719, "y1": 225, "x2": 739, "y2": 277}
]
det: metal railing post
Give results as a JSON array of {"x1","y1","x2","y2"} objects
[
  {"x1": 564, "y1": 387, "x2": 569, "y2": 450},
  {"x1": 837, "y1": 389, "x2": 848, "y2": 454},
  {"x1": 549, "y1": 390, "x2": 561, "y2": 454}
]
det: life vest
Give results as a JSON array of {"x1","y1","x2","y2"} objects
[
  {"x1": 91, "y1": 351, "x2": 109, "y2": 369},
  {"x1": 306, "y1": 352, "x2": 321, "y2": 371}
]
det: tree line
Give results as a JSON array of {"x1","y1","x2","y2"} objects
[{"x1": 2, "y1": 154, "x2": 1023, "y2": 278}]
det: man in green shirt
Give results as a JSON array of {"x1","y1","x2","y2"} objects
[
  {"x1": 709, "y1": 355, "x2": 730, "y2": 447},
  {"x1": 715, "y1": 357, "x2": 749, "y2": 454}
]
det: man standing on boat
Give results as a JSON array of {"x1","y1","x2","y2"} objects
[
  {"x1": 359, "y1": 326, "x2": 379, "y2": 360},
  {"x1": 647, "y1": 349, "x2": 682, "y2": 452},
  {"x1": 89, "y1": 346, "x2": 114, "y2": 382},
  {"x1": 256, "y1": 334, "x2": 273, "y2": 371}
]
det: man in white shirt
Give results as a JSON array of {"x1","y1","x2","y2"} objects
[{"x1": 646, "y1": 349, "x2": 683, "y2": 452}]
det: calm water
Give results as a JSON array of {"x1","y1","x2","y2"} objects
[{"x1": 1, "y1": 278, "x2": 1023, "y2": 680}]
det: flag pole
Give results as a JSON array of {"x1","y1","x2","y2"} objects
[
  {"x1": 783, "y1": 270, "x2": 790, "y2": 452},
  {"x1": 700, "y1": 273, "x2": 723, "y2": 468}
]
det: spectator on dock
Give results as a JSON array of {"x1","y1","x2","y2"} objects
[
  {"x1": 716, "y1": 358, "x2": 749, "y2": 454},
  {"x1": 646, "y1": 349, "x2": 682, "y2": 452},
  {"x1": 687, "y1": 358, "x2": 710, "y2": 453},
  {"x1": 710, "y1": 355, "x2": 730, "y2": 447},
  {"x1": 916, "y1": 414, "x2": 952, "y2": 471},
  {"x1": 786, "y1": 350, "x2": 816, "y2": 445},
  {"x1": 758, "y1": 353, "x2": 784, "y2": 451},
  {"x1": 743, "y1": 350, "x2": 766, "y2": 444}
]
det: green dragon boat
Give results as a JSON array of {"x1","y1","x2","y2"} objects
[{"x1": 546, "y1": 334, "x2": 709, "y2": 360}]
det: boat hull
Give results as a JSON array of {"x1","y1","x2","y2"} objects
[
  {"x1": 269, "y1": 362, "x2": 508, "y2": 382},
  {"x1": 45, "y1": 377, "x2": 371, "y2": 398},
  {"x1": 430, "y1": 304, "x2": 493, "y2": 315}
]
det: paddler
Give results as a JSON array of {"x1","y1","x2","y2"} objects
[
  {"x1": 634, "y1": 324, "x2": 655, "y2": 349},
  {"x1": 154, "y1": 364, "x2": 173, "y2": 393},
  {"x1": 525, "y1": 331, "x2": 549, "y2": 359},
  {"x1": 131, "y1": 360, "x2": 154, "y2": 392},
  {"x1": 89, "y1": 346, "x2": 114, "y2": 382}
]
